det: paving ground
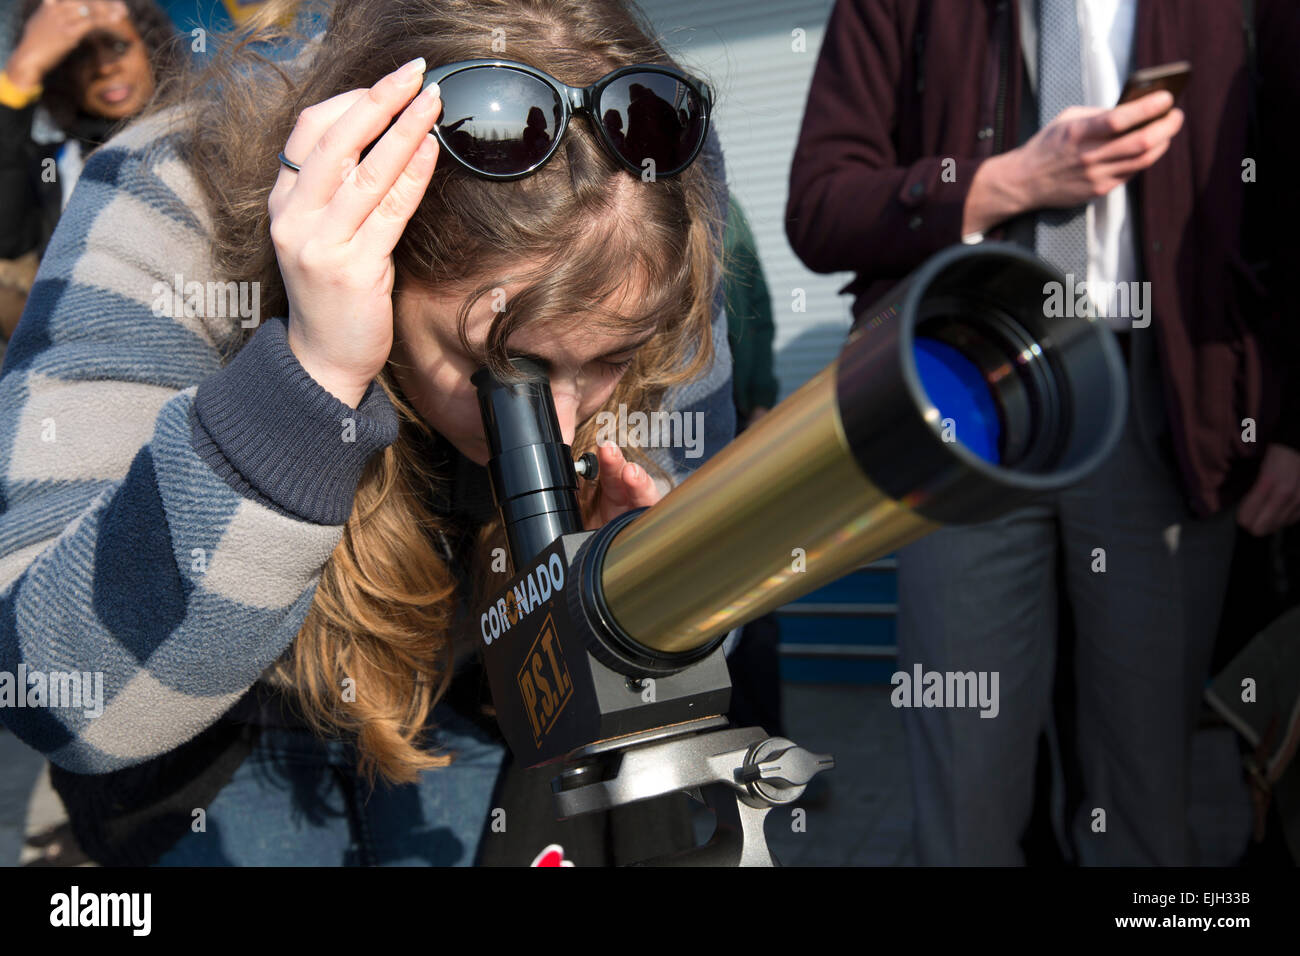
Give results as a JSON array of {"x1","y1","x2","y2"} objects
[
  {"x1": 757, "y1": 684, "x2": 1252, "y2": 866},
  {"x1": 0, "y1": 682, "x2": 1252, "y2": 867}
]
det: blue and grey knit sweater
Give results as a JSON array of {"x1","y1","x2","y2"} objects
[{"x1": 0, "y1": 107, "x2": 734, "y2": 774}]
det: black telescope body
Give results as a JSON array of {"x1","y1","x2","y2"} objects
[{"x1": 470, "y1": 243, "x2": 1127, "y2": 766}]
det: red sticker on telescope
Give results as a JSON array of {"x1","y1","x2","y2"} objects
[{"x1": 530, "y1": 844, "x2": 575, "y2": 867}]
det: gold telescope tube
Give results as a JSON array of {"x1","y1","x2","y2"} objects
[
  {"x1": 595, "y1": 243, "x2": 1128, "y2": 661},
  {"x1": 601, "y1": 360, "x2": 934, "y2": 654}
]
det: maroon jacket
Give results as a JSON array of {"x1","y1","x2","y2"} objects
[{"x1": 786, "y1": 0, "x2": 1300, "y2": 516}]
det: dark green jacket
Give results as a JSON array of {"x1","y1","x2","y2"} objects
[{"x1": 723, "y1": 199, "x2": 778, "y2": 419}]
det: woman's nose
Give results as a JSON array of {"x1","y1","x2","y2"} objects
[
  {"x1": 550, "y1": 387, "x2": 580, "y2": 447},
  {"x1": 90, "y1": 51, "x2": 119, "y2": 76},
  {"x1": 89, "y1": 40, "x2": 127, "y2": 75}
]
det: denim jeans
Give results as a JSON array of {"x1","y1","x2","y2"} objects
[{"x1": 156, "y1": 703, "x2": 507, "y2": 866}]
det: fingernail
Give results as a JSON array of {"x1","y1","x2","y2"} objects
[
  {"x1": 401, "y1": 57, "x2": 426, "y2": 79},
  {"x1": 627, "y1": 464, "x2": 641, "y2": 480},
  {"x1": 416, "y1": 80, "x2": 440, "y2": 109}
]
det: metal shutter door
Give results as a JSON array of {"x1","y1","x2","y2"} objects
[{"x1": 635, "y1": 0, "x2": 852, "y2": 398}]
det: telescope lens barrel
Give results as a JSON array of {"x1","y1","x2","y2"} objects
[{"x1": 594, "y1": 243, "x2": 1127, "y2": 661}]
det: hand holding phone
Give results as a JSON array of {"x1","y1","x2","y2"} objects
[{"x1": 962, "y1": 62, "x2": 1189, "y2": 236}]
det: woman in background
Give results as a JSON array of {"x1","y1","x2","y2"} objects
[{"x1": 0, "y1": 0, "x2": 178, "y2": 350}]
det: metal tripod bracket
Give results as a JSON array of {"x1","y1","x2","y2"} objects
[{"x1": 551, "y1": 717, "x2": 835, "y2": 866}]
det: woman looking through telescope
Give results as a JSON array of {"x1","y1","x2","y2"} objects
[{"x1": 0, "y1": 0, "x2": 731, "y2": 865}]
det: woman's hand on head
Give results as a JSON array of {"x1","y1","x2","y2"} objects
[
  {"x1": 580, "y1": 442, "x2": 662, "y2": 530},
  {"x1": 269, "y1": 58, "x2": 442, "y2": 407},
  {"x1": 6, "y1": 0, "x2": 128, "y2": 89}
]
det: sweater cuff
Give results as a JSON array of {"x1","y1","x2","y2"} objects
[{"x1": 193, "y1": 316, "x2": 399, "y2": 525}]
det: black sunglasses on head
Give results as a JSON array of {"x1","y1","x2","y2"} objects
[{"x1": 421, "y1": 59, "x2": 712, "y2": 180}]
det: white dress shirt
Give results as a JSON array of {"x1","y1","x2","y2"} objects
[{"x1": 1013, "y1": 0, "x2": 1141, "y2": 329}]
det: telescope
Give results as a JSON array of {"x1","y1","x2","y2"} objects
[{"x1": 469, "y1": 242, "x2": 1127, "y2": 865}]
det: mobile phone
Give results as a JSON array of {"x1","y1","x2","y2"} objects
[{"x1": 1117, "y1": 61, "x2": 1191, "y2": 107}]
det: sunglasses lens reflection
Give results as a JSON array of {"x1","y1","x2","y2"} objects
[
  {"x1": 436, "y1": 68, "x2": 563, "y2": 175},
  {"x1": 598, "y1": 72, "x2": 706, "y2": 174}
]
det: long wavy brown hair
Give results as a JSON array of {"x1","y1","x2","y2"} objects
[{"x1": 142, "y1": 0, "x2": 723, "y2": 783}]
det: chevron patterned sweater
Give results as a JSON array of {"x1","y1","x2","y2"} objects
[{"x1": 0, "y1": 107, "x2": 733, "y2": 773}]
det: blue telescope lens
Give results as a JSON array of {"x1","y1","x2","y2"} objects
[{"x1": 913, "y1": 337, "x2": 1002, "y2": 465}]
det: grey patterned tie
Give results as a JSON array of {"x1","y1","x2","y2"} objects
[{"x1": 1035, "y1": 0, "x2": 1089, "y2": 291}]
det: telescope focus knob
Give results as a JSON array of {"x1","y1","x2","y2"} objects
[
  {"x1": 575, "y1": 451, "x2": 598, "y2": 480},
  {"x1": 736, "y1": 737, "x2": 836, "y2": 805}
]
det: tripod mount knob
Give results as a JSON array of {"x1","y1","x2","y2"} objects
[{"x1": 736, "y1": 737, "x2": 836, "y2": 805}]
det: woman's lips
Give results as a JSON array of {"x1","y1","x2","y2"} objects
[{"x1": 98, "y1": 84, "x2": 133, "y2": 105}]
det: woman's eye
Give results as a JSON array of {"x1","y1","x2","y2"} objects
[{"x1": 601, "y1": 357, "x2": 635, "y2": 376}]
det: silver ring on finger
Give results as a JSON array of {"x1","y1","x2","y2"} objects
[
  {"x1": 79, "y1": 5, "x2": 90, "y2": 16},
  {"x1": 277, "y1": 151, "x2": 302, "y2": 173}
]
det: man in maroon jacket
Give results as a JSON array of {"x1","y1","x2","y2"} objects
[{"x1": 787, "y1": 0, "x2": 1300, "y2": 864}]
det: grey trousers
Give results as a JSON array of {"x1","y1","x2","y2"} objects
[{"x1": 897, "y1": 335, "x2": 1237, "y2": 865}]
